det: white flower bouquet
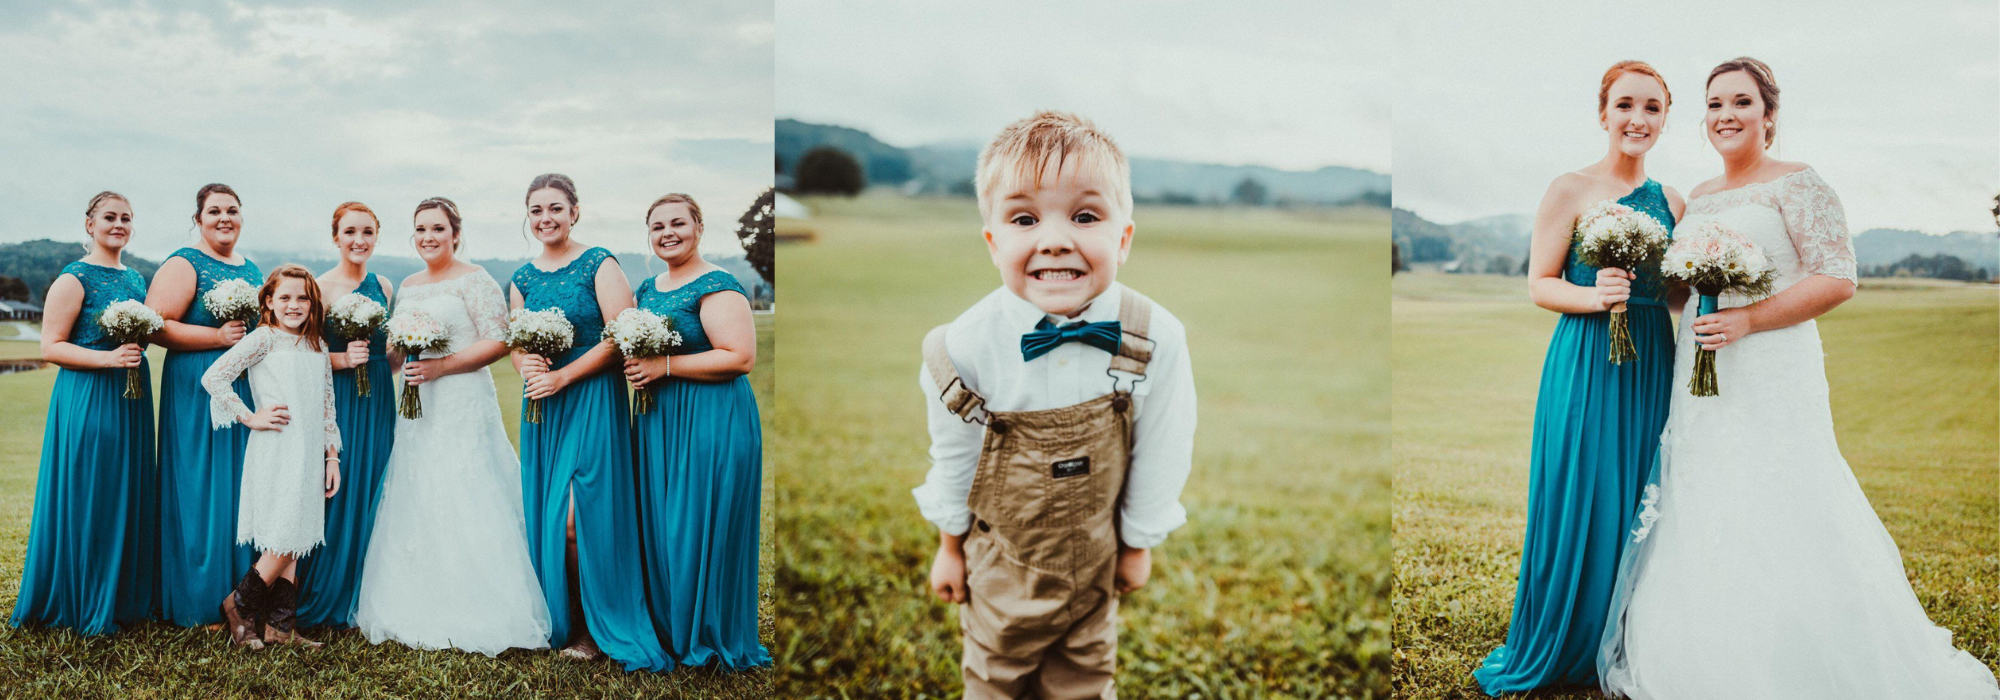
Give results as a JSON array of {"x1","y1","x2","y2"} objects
[
  {"x1": 505, "y1": 308, "x2": 574, "y2": 424},
  {"x1": 601, "y1": 308, "x2": 683, "y2": 414},
  {"x1": 1574, "y1": 201, "x2": 1671, "y2": 364},
  {"x1": 327, "y1": 293, "x2": 388, "y2": 396},
  {"x1": 202, "y1": 278, "x2": 259, "y2": 326},
  {"x1": 1659, "y1": 220, "x2": 1776, "y2": 397},
  {"x1": 98, "y1": 299, "x2": 163, "y2": 399},
  {"x1": 386, "y1": 310, "x2": 449, "y2": 418}
]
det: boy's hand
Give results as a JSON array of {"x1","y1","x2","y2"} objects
[
  {"x1": 1114, "y1": 546, "x2": 1151, "y2": 594},
  {"x1": 929, "y1": 533, "x2": 969, "y2": 604}
]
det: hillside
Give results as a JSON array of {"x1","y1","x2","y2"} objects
[
  {"x1": 0, "y1": 240, "x2": 162, "y2": 302},
  {"x1": 1395, "y1": 206, "x2": 2000, "y2": 280},
  {"x1": 777, "y1": 119, "x2": 1390, "y2": 206},
  {"x1": 0, "y1": 240, "x2": 770, "y2": 308}
]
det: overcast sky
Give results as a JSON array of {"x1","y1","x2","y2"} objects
[
  {"x1": 0, "y1": 1, "x2": 772, "y2": 261},
  {"x1": 1394, "y1": 0, "x2": 1999, "y2": 234},
  {"x1": 776, "y1": 0, "x2": 1391, "y2": 173}
]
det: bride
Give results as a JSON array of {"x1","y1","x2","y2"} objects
[
  {"x1": 1599, "y1": 57, "x2": 1998, "y2": 699},
  {"x1": 353, "y1": 198, "x2": 551, "y2": 655}
]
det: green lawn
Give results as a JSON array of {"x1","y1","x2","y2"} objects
[
  {"x1": 1390, "y1": 272, "x2": 2000, "y2": 699},
  {"x1": 0, "y1": 315, "x2": 775, "y2": 699},
  {"x1": 773, "y1": 193, "x2": 1392, "y2": 698}
]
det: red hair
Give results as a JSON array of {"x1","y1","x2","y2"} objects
[
  {"x1": 330, "y1": 201, "x2": 378, "y2": 240},
  {"x1": 1599, "y1": 60, "x2": 1672, "y2": 115}
]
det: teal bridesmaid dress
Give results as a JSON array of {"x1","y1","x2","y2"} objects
[
  {"x1": 297, "y1": 273, "x2": 396, "y2": 628},
  {"x1": 9, "y1": 262, "x2": 159, "y2": 634},
  {"x1": 1474, "y1": 181, "x2": 1675, "y2": 694},
  {"x1": 157, "y1": 248, "x2": 261, "y2": 627},
  {"x1": 512, "y1": 247, "x2": 671, "y2": 672},
  {"x1": 633, "y1": 270, "x2": 770, "y2": 670}
]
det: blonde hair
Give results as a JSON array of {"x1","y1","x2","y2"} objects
[{"x1": 975, "y1": 111, "x2": 1132, "y2": 220}]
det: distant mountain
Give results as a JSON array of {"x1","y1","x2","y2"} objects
[
  {"x1": 0, "y1": 240, "x2": 162, "y2": 302},
  {"x1": 776, "y1": 119, "x2": 915, "y2": 185},
  {"x1": 1853, "y1": 229, "x2": 1997, "y2": 272},
  {"x1": 778, "y1": 119, "x2": 1390, "y2": 206},
  {"x1": 0, "y1": 239, "x2": 768, "y2": 308},
  {"x1": 1392, "y1": 208, "x2": 1531, "y2": 274},
  {"x1": 249, "y1": 250, "x2": 772, "y2": 307},
  {"x1": 1396, "y1": 208, "x2": 2000, "y2": 280}
]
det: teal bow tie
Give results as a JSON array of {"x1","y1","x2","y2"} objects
[{"x1": 1020, "y1": 318, "x2": 1121, "y2": 362}]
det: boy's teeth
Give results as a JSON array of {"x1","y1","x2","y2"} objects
[{"x1": 1035, "y1": 270, "x2": 1080, "y2": 281}]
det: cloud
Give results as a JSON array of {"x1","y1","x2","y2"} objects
[
  {"x1": 0, "y1": 1, "x2": 773, "y2": 261},
  {"x1": 776, "y1": 0, "x2": 1390, "y2": 173},
  {"x1": 1393, "y1": 0, "x2": 1998, "y2": 234}
]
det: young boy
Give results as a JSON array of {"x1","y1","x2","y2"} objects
[{"x1": 912, "y1": 111, "x2": 1197, "y2": 698}]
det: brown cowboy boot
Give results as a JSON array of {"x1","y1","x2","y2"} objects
[
  {"x1": 261, "y1": 578, "x2": 323, "y2": 648},
  {"x1": 220, "y1": 570, "x2": 268, "y2": 650}
]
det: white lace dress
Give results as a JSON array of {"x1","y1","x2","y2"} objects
[
  {"x1": 353, "y1": 270, "x2": 552, "y2": 656},
  {"x1": 202, "y1": 327, "x2": 341, "y2": 558},
  {"x1": 1601, "y1": 169, "x2": 1999, "y2": 699}
]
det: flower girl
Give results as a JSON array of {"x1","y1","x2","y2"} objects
[{"x1": 200, "y1": 264, "x2": 343, "y2": 650}]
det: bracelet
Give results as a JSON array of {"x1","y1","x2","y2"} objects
[{"x1": 661, "y1": 355, "x2": 671, "y2": 380}]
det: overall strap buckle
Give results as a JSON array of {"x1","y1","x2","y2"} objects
[
  {"x1": 923, "y1": 325, "x2": 990, "y2": 424},
  {"x1": 1106, "y1": 287, "x2": 1156, "y2": 394}
]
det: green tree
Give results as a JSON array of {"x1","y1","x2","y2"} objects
[
  {"x1": 735, "y1": 188, "x2": 775, "y2": 285},
  {"x1": 795, "y1": 147, "x2": 866, "y2": 196},
  {"x1": 0, "y1": 275, "x2": 27, "y2": 302},
  {"x1": 1232, "y1": 177, "x2": 1268, "y2": 206}
]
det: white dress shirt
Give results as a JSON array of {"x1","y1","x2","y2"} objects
[{"x1": 911, "y1": 282, "x2": 1196, "y2": 549}]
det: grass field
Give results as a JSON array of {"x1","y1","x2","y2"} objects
[
  {"x1": 773, "y1": 193, "x2": 1392, "y2": 698},
  {"x1": 0, "y1": 315, "x2": 776, "y2": 699},
  {"x1": 1391, "y1": 272, "x2": 2000, "y2": 699}
]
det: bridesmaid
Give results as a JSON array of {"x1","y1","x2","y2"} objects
[
  {"x1": 9, "y1": 192, "x2": 160, "y2": 634},
  {"x1": 1474, "y1": 61, "x2": 1686, "y2": 695},
  {"x1": 627, "y1": 194, "x2": 770, "y2": 669},
  {"x1": 508, "y1": 173, "x2": 669, "y2": 671},
  {"x1": 298, "y1": 202, "x2": 397, "y2": 629},
  {"x1": 147, "y1": 183, "x2": 262, "y2": 628}
]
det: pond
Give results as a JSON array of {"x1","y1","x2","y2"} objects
[{"x1": 0, "y1": 359, "x2": 49, "y2": 375}]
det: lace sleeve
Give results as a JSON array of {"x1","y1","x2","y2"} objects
[
  {"x1": 202, "y1": 327, "x2": 272, "y2": 429},
  {"x1": 321, "y1": 355, "x2": 342, "y2": 453},
  {"x1": 462, "y1": 271, "x2": 510, "y2": 343},
  {"x1": 1780, "y1": 169, "x2": 1857, "y2": 282}
]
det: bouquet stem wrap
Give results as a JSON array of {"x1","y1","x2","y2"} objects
[
  {"x1": 1689, "y1": 293, "x2": 1721, "y2": 397},
  {"x1": 124, "y1": 364, "x2": 145, "y2": 399},
  {"x1": 399, "y1": 373, "x2": 421, "y2": 419},
  {"x1": 1607, "y1": 301, "x2": 1635, "y2": 365}
]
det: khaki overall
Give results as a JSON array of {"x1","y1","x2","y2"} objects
[{"x1": 924, "y1": 289, "x2": 1157, "y2": 700}]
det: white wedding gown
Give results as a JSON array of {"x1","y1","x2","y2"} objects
[
  {"x1": 354, "y1": 270, "x2": 552, "y2": 656},
  {"x1": 1600, "y1": 169, "x2": 1999, "y2": 698}
]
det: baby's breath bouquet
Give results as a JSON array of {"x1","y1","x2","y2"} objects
[
  {"x1": 98, "y1": 299, "x2": 163, "y2": 399},
  {"x1": 1660, "y1": 220, "x2": 1776, "y2": 397},
  {"x1": 327, "y1": 293, "x2": 388, "y2": 396},
  {"x1": 202, "y1": 278, "x2": 259, "y2": 325},
  {"x1": 601, "y1": 308, "x2": 683, "y2": 414},
  {"x1": 505, "y1": 308, "x2": 574, "y2": 424},
  {"x1": 1574, "y1": 201, "x2": 1671, "y2": 364},
  {"x1": 385, "y1": 310, "x2": 449, "y2": 419}
]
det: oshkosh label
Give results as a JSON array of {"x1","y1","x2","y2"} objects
[{"x1": 1052, "y1": 456, "x2": 1090, "y2": 479}]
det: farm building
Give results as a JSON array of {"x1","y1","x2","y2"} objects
[{"x1": 0, "y1": 300, "x2": 42, "y2": 321}]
